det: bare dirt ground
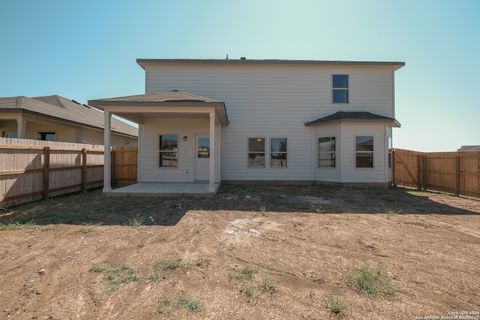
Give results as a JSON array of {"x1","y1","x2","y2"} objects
[{"x1": 0, "y1": 185, "x2": 479, "y2": 320}]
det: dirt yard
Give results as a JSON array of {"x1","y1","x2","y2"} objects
[{"x1": 0, "y1": 185, "x2": 479, "y2": 320}]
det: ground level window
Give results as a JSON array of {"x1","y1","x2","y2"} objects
[
  {"x1": 38, "y1": 132, "x2": 56, "y2": 141},
  {"x1": 248, "y1": 138, "x2": 265, "y2": 167},
  {"x1": 356, "y1": 136, "x2": 374, "y2": 168},
  {"x1": 318, "y1": 137, "x2": 336, "y2": 167},
  {"x1": 388, "y1": 136, "x2": 393, "y2": 168},
  {"x1": 159, "y1": 134, "x2": 178, "y2": 167},
  {"x1": 271, "y1": 138, "x2": 287, "y2": 168}
]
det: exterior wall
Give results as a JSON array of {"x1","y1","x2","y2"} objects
[
  {"x1": 138, "y1": 116, "x2": 220, "y2": 183},
  {"x1": 0, "y1": 114, "x2": 136, "y2": 146},
  {"x1": 144, "y1": 63, "x2": 396, "y2": 183}
]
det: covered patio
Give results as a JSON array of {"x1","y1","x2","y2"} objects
[{"x1": 88, "y1": 91, "x2": 228, "y2": 195}]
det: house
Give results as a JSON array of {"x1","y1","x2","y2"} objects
[
  {"x1": 89, "y1": 58, "x2": 404, "y2": 193},
  {"x1": 0, "y1": 95, "x2": 137, "y2": 146},
  {"x1": 458, "y1": 145, "x2": 480, "y2": 151}
]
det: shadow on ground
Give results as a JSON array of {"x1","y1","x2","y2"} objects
[{"x1": 0, "y1": 184, "x2": 478, "y2": 227}]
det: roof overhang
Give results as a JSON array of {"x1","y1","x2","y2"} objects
[
  {"x1": 304, "y1": 111, "x2": 401, "y2": 128},
  {"x1": 88, "y1": 100, "x2": 229, "y2": 126},
  {"x1": 137, "y1": 59, "x2": 405, "y2": 71}
]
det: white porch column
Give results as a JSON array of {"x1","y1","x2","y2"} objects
[
  {"x1": 103, "y1": 110, "x2": 112, "y2": 192},
  {"x1": 16, "y1": 117, "x2": 26, "y2": 139},
  {"x1": 209, "y1": 111, "x2": 216, "y2": 191}
]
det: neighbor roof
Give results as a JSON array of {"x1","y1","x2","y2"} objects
[
  {"x1": 459, "y1": 145, "x2": 480, "y2": 151},
  {"x1": 0, "y1": 95, "x2": 137, "y2": 137},
  {"x1": 137, "y1": 58, "x2": 405, "y2": 70},
  {"x1": 305, "y1": 111, "x2": 401, "y2": 127}
]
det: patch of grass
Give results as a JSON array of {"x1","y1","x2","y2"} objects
[
  {"x1": 259, "y1": 278, "x2": 278, "y2": 294},
  {"x1": 385, "y1": 208, "x2": 400, "y2": 218},
  {"x1": 154, "y1": 258, "x2": 187, "y2": 271},
  {"x1": 313, "y1": 206, "x2": 326, "y2": 214},
  {"x1": 231, "y1": 265, "x2": 255, "y2": 280},
  {"x1": 324, "y1": 295, "x2": 345, "y2": 314},
  {"x1": 126, "y1": 216, "x2": 144, "y2": 227},
  {"x1": 156, "y1": 298, "x2": 177, "y2": 315},
  {"x1": 241, "y1": 285, "x2": 255, "y2": 298},
  {"x1": 350, "y1": 264, "x2": 393, "y2": 295},
  {"x1": 178, "y1": 297, "x2": 202, "y2": 314},
  {"x1": 89, "y1": 264, "x2": 138, "y2": 292},
  {"x1": 0, "y1": 221, "x2": 33, "y2": 231},
  {"x1": 259, "y1": 205, "x2": 267, "y2": 212}
]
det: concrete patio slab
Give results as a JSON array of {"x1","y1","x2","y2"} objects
[{"x1": 105, "y1": 182, "x2": 220, "y2": 197}]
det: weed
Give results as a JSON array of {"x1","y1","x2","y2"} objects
[
  {"x1": 314, "y1": 206, "x2": 326, "y2": 214},
  {"x1": 192, "y1": 227, "x2": 200, "y2": 235},
  {"x1": 241, "y1": 285, "x2": 255, "y2": 298},
  {"x1": 0, "y1": 221, "x2": 33, "y2": 231},
  {"x1": 231, "y1": 265, "x2": 255, "y2": 280},
  {"x1": 154, "y1": 258, "x2": 187, "y2": 271},
  {"x1": 127, "y1": 216, "x2": 144, "y2": 227},
  {"x1": 259, "y1": 205, "x2": 266, "y2": 213},
  {"x1": 350, "y1": 264, "x2": 393, "y2": 295},
  {"x1": 386, "y1": 209, "x2": 400, "y2": 218},
  {"x1": 324, "y1": 295, "x2": 345, "y2": 314},
  {"x1": 89, "y1": 264, "x2": 138, "y2": 292},
  {"x1": 178, "y1": 297, "x2": 202, "y2": 314},
  {"x1": 259, "y1": 278, "x2": 277, "y2": 294},
  {"x1": 156, "y1": 298, "x2": 177, "y2": 315}
]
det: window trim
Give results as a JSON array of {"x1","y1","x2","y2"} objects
[
  {"x1": 159, "y1": 134, "x2": 178, "y2": 168},
  {"x1": 270, "y1": 137, "x2": 288, "y2": 168},
  {"x1": 332, "y1": 74, "x2": 349, "y2": 104},
  {"x1": 247, "y1": 137, "x2": 266, "y2": 168},
  {"x1": 355, "y1": 135, "x2": 374, "y2": 169},
  {"x1": 318, "y1": 136, "x2": 336, "y2": 168}
]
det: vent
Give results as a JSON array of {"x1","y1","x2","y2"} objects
[{"x1": 240, "y1": 57, "x2": 246, "y2": 60}]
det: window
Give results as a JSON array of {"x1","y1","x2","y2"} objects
[
  {"x1": 197, "y1": 137, "x2": 210, "y2": 158},
  {"x1": 388, "y1": 136, "x2": 392, "y2": 168},
  {"x1": 356, "y1": 136, "x2": 374, "y2": 168},
  {"x1": 37, "y1": 132, "x2": 56, "y2": 141},
  {"x1": 271, "y1": 138, "x2": 287, "y2": 168},
  {"x1": 159, "y1": 135, "x2": 178, "y2": 167},
  {"x1": 248, "y1": 138, "x2": 265, "y2": 167},
  {"x1": 318, "y1": 137, "x2": 336, "y2": 167},
  {"x1": 332, "y1": 74, "x2": 349, "y2": 103},
  {"x1": 6, "y1": 132, "x2": 17, "y2": 139}
]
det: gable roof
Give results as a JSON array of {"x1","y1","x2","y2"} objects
[
  {"x1": 305, "y1": 111, "x2": 400, "y2": 127},
  {"x1": 137, "y1": 58, "x2": 405, "y2": 70},
  {"x1": 0, "y1": 95, "x2": 137, "y2": 137}
]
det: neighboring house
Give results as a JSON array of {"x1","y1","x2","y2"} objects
[
  {"x1": 89, "y1": 58, "x2": 404, "y2": 192},
  {"x1": 458, "y1": 145, "x2": 480, "y2": 151},
  {"x1": 0, "y1": 95, "x2": 137, "y2": 146}
]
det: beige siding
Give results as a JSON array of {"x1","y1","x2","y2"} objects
[
  {"x1": 138, "y1": 116, "x2": 220, "y2": 183},
  {"x1": 145, "y1": 63, "x2": 396, "y2": 183}
]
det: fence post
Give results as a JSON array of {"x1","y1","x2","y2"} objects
[
  {"x1": 392, "y1": 149, "x2": 396, "y2": 186},
  {"x1": 454, "y1": 154, "x2": 460, "y2": 196},
  {"x1": 422, "y1": 155, "x2": 427, "y2": 191},
  {"x1": 42, "y1": 147, "x2": 50, "y2": 199},
  {"x1": 81, "y1": 148, "x2": 87, "y2": 192},
  {"x1": 417, "y1": 154, "x2": 422, "y2": 190},
  {"x1": 111, "y1": 149, "x2": 116, "y2": 187}
]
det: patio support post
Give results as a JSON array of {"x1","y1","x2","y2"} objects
[
  {"x1": 103, "y1": 110, "x2": 112, "y2": 192},
  {"x1": 209, "y1": 111, "x2": 215, "y2": 191},
  {"x1": 16, "y1": 117, "x2": 26, "y2": 139}
]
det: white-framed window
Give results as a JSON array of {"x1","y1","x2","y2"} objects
[
  {"x1": 318, "y1": 137, "x2": 336, "y2": 168},
  {"x1": 248, "y1": 137, "x2": 265, "y2": 167},
  {"x1": 270, "y1": 138, "x2": 287, "y2": 168},
  {"x1": 332, "y1": 74, "x2": 349, "y2": 103},
  {"x1": 159, "y1": 134, "x2": 178, "y2": 167},
  {"x1": 356, "y1": 136, "x2": 374, "y2": 168}
]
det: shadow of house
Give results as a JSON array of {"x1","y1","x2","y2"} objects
[{"x1": 1, "y1": 184, "x2": 478, "y2": 227}]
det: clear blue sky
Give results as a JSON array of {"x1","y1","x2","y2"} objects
[{"x1": 1, "y1": 0, "x2": 479, "y2": 151}]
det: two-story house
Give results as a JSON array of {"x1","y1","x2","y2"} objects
[{"x1": 89, "y1": 58, "x2": 404, "y2": 194}]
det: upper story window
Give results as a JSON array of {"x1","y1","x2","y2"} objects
[
  {"x1": 270, "y1": 138, "x2": 287, "y2": 168},
  {"x1": 159, "y1": 134, "x2": 178, "y2": 167},
  {"x1": 332, "y1": 74, "x2": 349, "y2": 104}
]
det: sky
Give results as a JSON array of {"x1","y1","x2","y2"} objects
[{"x1": 0, "y1": 0, "x2": 479, "y2": 151}]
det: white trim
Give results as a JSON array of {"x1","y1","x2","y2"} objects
[{"x1": 103, "y1": 111, "x2": 112, "y2": 192}]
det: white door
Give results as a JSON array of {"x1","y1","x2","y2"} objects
[{"x1": 195, "y1": 136, "x2": 210, "y2": 181}]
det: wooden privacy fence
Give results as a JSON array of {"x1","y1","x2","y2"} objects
[
  {"x1": 0, "y1": 138, "x2": 138, "y2": 207},
  {"x1": 393, "y1": 148, "x2": 480, "y2": 198}
]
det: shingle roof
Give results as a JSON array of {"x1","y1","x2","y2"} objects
[
  {"x1": 304, "y1": 111, "x2": 400, "y2": 127},
  {"x1": 89, "y1": 90, "x2": 219, "y2": 104},
  {"x1": 459, "y1": 145, "x2": 480, "y2": 151},
  {"x1": 0, "y1": 95, "x2": 137, "y2": 137}
]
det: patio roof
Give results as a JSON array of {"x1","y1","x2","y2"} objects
[
  {"x1": 88, "y1": 90, "x2": 229, "y2": 125},
  {"x1": 304, "y1": 111, "x2": 401, "y2": 127}
]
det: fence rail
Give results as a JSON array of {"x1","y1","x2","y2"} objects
[
  {"x1": 0, "y1": 138, "x2": 137, "y2": 207},
  {"x1": 393, "y1": 148, "x2": 480, "y2": 198}
]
